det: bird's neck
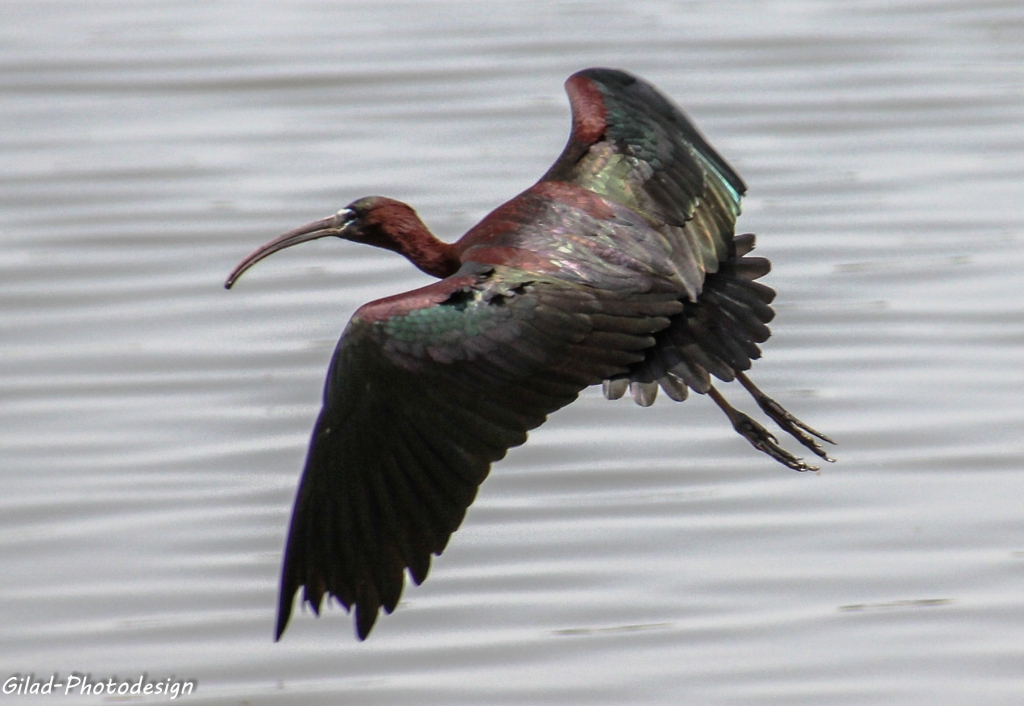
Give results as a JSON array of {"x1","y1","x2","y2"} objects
[{"x1": 364, "y1": 203, "x2": 461, "y2": 279}]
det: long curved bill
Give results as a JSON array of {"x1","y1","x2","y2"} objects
[{"x1": 224, "y1": 209, "x2": 355, "y2": 289}]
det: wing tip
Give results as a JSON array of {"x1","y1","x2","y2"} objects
[
  {"x1": 274, "y1": 584, "x2": 295, "y2": 641},
  {"x1": 355, "y1": 602, "x2": 379, "y2": 641}
]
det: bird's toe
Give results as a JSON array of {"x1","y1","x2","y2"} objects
[
  {"x1": 731, "y1": 411, "x2": 818, "y2": 472},
  {"x1": 756, "y1": 397, "x2": 835, "y2": 461}
]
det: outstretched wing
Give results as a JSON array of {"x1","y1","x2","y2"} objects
[
  {"x1": 542, "y1": 67, "x2": 747, "y2": 301},
  {"x1": 542, "y1": 71, "x2": 832, "y2": 466},
  {"x1": 276, "y1": 262, "x2": 682, "y2": 640}
]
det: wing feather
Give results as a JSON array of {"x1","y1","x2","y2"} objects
[
  {"x1": 276, "y1": 263, "x2": 674, "y2": 640},
  {"x1": 543, "y1": 67, "x2": 746, "y2": 299}
]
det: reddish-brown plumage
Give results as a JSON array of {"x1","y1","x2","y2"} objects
[
  {"x1": 530, "y1": 181, "x2": 616, "y2": 220},
  {"x1": 458, "y1": 245, "x2": 559, "y2": 273},
  {"x1": 456, "y1": 182, "x2": 617, "y2": 253},
  {"x1": 455, "y1": 187, "x2": 547, "y2": 250},
  {"x1": 359, "y1": 198, "x2": 461, "y2": 278},
  {"x1": 564, "y1": 74, "x2": 607, "y2": 145},
  {"x1": 354, "y1": 274, "x2": 479, "y2": 322},
  {"x1": 225, "y1": 67, "x2": 834, "y2": 644},
  {"x1": 347, "y1": 184, "x2": 616, "y2": 280},
  {"x1": 351, "y1": 182, "x2": 617, "y2": 294},
  {"x1": 349, "y1": 184, "x2": 618, "y2": 281}
]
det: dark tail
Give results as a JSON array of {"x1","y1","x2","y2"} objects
[{"x1": 602, "y1": 232, "x2": 834, "y2": 469}]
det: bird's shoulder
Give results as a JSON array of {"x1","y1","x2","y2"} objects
[{"x1": 540, "y1": 67, "x2": 748, "y2": 300}]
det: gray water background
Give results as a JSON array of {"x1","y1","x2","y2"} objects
[{"x1": 2, "y1": 1, "x2": 1024, "y2": 703}]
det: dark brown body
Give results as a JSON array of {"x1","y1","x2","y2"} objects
[{"x1": 226, "y1": 67, "x2": 833, "y2": 641}]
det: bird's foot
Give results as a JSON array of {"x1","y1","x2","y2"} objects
[
  {"x1": 755, "y1": 396, "x2": 835, "y2": 462},
  {"x1": 735, "y1": 372, "x2": 835, "y2": 461},
  {"x1": 707, "y1": 384, "x2": 817, "y2": 472},
  {"x1": 730, "y1": 410, "x2": 818, "y2": 472}
]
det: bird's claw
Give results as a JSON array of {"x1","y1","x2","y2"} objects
[
  {"x1": 731, "y1": 411, "x2": 818, "y2": 472},
  {"x1": 755, "y1": 396, "x2": 835, "y2": 461}
]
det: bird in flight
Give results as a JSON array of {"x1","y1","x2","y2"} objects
[{"x1": 226, "y1": 68, "x2": 834, "y2": 641}]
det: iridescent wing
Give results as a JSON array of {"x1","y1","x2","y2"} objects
[
  {"x1": 276, "y1": 262, "x2": 682, "y2": 640},
  {"x1": 542, "y1": 69, "x2": 832, "y2": 465},
  {"x1": 543, "y1": 67, "x2": 749, "y2": 301}
]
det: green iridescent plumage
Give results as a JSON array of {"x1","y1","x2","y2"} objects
[
  {"x1": 224, "y1": 68, "x2": 833, "y2": 643},
  {"x1": 543, "y1": 68, "x2": 746, "y2": 298}
]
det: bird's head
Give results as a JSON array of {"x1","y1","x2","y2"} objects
[{"x1": 225, "y1": 196, "x2": 420, "y2": 289}]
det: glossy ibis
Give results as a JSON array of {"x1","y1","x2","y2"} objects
[{"x1": 226, "y1": 68, "x2": 834, "y2": 641}]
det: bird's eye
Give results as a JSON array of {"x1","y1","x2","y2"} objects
[{"x1": 334, "y1": 208, "x2": 357, "y2": 228}]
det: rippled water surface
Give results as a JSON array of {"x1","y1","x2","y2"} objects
[{"x1": 3, "y1": 1, "x2": 1024, "y2": 704}]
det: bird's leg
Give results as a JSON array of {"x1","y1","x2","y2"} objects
[
  {"x1": 706, "y1": 385, "x2": 817, "y2": 472},
  {"x1": 735, "y1": 372, "x2": 835, "y2": 461}
]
